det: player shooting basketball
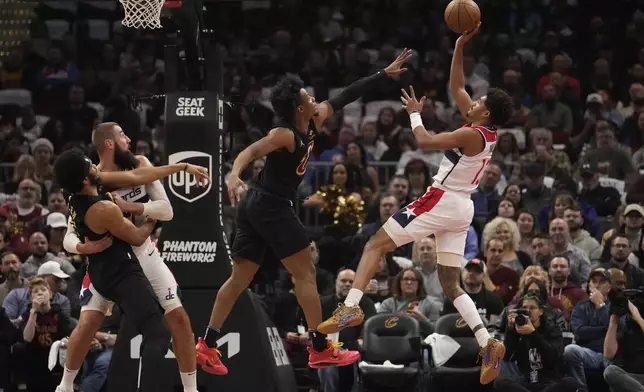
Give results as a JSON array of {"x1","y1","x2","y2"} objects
[{"x1": 318, "y1": 24, "x2": 514, "y2": 385}]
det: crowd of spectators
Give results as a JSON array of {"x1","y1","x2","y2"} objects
[{"x1": 2, "y1": 0, "x2": 644, "y2": 391}]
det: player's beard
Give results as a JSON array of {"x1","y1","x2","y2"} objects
[{"x1": 114, "y1": 144, "x2": 139, "y2": 170}]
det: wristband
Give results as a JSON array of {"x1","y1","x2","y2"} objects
[{"x1": 409, "y1": 112, "x2": 423, "y2": 130}]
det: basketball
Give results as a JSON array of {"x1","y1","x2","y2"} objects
[{"x1": 445, "y1": 0, "x2": 481, "y2": 34}]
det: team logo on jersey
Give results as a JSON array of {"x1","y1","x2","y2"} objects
[{"x1": 168, "y1": 151, "x2": 212, "y2": 203}]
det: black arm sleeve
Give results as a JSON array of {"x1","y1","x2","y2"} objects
[{"x1": 327, "y1": 70, "x2": 389, "y2": 111}]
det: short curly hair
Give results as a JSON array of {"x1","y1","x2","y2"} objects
[
  {"x1": 270, "y1": 74, "x2": 305, "y2": 121},
  {"x1": 485, "y1": 88, "x2": 514, "y2": 126},
  {"x1": 53, "y1": 149, "x2": 91, "y2": 194}
]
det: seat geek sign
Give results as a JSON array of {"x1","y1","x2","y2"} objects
[{"x1": 175, "y1": 97, "x2": 205, "y2": 117}]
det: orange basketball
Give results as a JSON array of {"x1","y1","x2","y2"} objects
[{"x1": 444, "y1": 0, "x2": 480, "y2": 34}]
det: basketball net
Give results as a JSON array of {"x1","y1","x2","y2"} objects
[{"x1": 119, "y1": 0, "x2": 181, "y2": 29}]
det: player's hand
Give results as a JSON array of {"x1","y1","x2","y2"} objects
[
  {"x1": 227, "y1": 174, "x2": 248, "y2": 207},
  {"x1": 111, "y1": 194, "x2": 132, "y2": 213},
  {"x1": 185, "y1": 164, "x2": 210, "y2": 187},
  {"x1": 401, "y1": 86, "x2": 426, "y2": 114},
  {"x1": 456, "y1": 22, "x2": 481, "y2": 47},
  {"x1": 77, "y1": 236, "x2": 112, "y2": 255},
  {"x1": 384, "y1": 48, "x2": 413, "y2": 79}
]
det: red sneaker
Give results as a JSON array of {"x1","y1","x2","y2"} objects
[
  {"x1": 196, "y1": 337, "x2": 228, "y2": 375},
  {"x1": 308, "y1": 340, "x2": 360, "y2": 369}
]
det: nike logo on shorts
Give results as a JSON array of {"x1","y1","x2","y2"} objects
[{"x1": 148, "y1": 248, "x2": 155, "y2": 257}]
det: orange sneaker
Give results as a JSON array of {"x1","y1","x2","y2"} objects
[
  {"x1": 196, "y1": 337, "x2": 228, "y2": 375},
  {"x1": 479, "y1": 338, "x2": 505, "y2": 384},
  {"x1": 317, "y1": 304, "x2": 365, "y2": 334},
  {"x1": 308, "y1": 340, "x2": 360, "y2": 369}
]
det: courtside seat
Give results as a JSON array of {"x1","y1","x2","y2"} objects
[
  {"x1": 430, "y1": 313, "x2": 483, "y2": 389},
  {"x1": 357, "y1": 313, "x2": 426, "y2": 392}
]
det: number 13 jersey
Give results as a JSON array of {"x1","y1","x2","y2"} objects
[{"x1": 432, "y1": 123, "x2": 497, "y2": 194}]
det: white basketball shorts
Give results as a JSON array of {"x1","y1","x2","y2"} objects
[
  {"x1": 80, "y1": 239, "x2": 182, "y2": 314},
  {"x1": 382, "y1": 186, "x2": 474, "y2": 256}
]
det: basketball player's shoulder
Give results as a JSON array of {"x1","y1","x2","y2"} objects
[
  {"x1": 135, "y1": 155, "x2": 153, "y2": 168},
  {"x1": 266, "y1": 126, "x2": 296, "y2": 146},
  {"x1": 86, "y1": 198, "x2": 119, "y2": 218}
]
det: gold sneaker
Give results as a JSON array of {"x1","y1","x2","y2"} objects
[
  {"x1": 317, "y1": 304, "x2": 365, "y2": 334},
  {"x1": 479, "y1": 338, "x2": 505, "y2": 385}
]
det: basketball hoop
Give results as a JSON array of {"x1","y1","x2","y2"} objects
[{"x1": 119, "y1": 0, "x2": 182, "y2": 29}]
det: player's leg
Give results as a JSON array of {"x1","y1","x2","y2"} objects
[
  {"x1": 196, "y1": 214, "x2": 262, "y2": 374},
  {"x1": 138, "y1": 248, "x2": 198, "y2": 390},
  {"x1": 280, "y1": 245, "x2": 360, "y2": 368},
  {"x1": 56, "y1": 284, "x2": 108, "y2": 392},
  {"x1": 435, "y1": 230, "x2": 504, "y2": 385},
  {"x1": 317, "y1": 211, "x2": 414, "y2": 334},
  {"x1": 110, "y1": 271, "x2": 171, "y2": 392}
]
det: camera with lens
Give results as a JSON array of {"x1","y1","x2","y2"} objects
[
  {"x1": 514, "y1": 308, "x2": 531, "y2": 326},
  {"x1": 608, "y1": 289, "x2": 644, "y2": 316}
]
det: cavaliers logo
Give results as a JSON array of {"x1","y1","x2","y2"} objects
[
  {"x1": 296, "y1": 141, "x2": 315, "y2": 176},
  {"x1": 455, "y1": 317, "x2": 467, "y2": 328},
  {"x1": 384, "y1": 317, "x2": 399, "y2": 328}
]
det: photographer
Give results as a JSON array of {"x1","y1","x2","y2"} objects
[
  {"x1": 603, "y1": 290, "x2": 644, "y2": 392},
  {"x1": 494, "y1": 294, "x2": 582, "y2": 392}
]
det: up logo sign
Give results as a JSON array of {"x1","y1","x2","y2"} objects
[
  {"x1": 168, "y1": 151, "x2": 212, "y2": 203},
  {"x1": 175, "y1": 97, "x2": 205, "y2": 117}
]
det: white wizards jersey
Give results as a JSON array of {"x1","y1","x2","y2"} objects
[
  {"x1": 432, "y1": 123, "x2": 497, "y2": 194},
  {"x1": 110, "y1": 184, "x2": 154, "y2": 254}
]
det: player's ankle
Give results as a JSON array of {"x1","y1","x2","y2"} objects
[
  {"x1": 203, "y1": 326, "x2": 221, "y2": 347},
  {"x1": 344, "y1": 288, "x2": 363, "y2": 306}
]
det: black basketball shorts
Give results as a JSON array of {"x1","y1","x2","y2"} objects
[{"x1": 231, "y1": 187, "x2": 310, "y2": 263}]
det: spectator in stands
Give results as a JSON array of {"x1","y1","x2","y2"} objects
[
  {"x1": 603, "y1": 296, "x2": 644, "y2": 392},
  {"x1": 36, "y1": 47, "x2": 81, "y2": 91},
  {"x1": 504, "y1": 277, "x2": 569, "y2": 329},
  {"x1": 495, "y1": 294, "x2": 581, "y2": 392},
  {"x1": 492, "y1": 133, "x2": 521, "y2": 178},
  {"x1": 602, "y1": 205, "x2": 644, "y2": 267},
  {"x1": 564, "y1": 206, "x2": 602, "y2": 265},
  {"x1": 538, "y1": 192, "x2": 598, "y2": 235},
  {"x1": 511, "y1": 128, "x2": 572, "y2": 183},
  {"x1": 359, "y1": 122, "x2": 389, "y2": 161},
  {"x1": 441, "y1": 258, "x2": 504, "y2": 325},
  {"x1": 496, "y1": 199, "x2": 518, "y2": 220},
  {"x1": 319, "y1": 269, "x2": 376, "y2": 392},
  {"x1": 411, "y1": 236, "x2": 443, "y2": 301},
  {"x1": 46, "y1": 188, "x2": 68, "y2": 216},
  {"x1": 20, "y1": 232, "x2": 75, "y2": 280},
  {"x1": 548, "y1": 218, "x2": 591, "y2": 286},
  {"x1": 2, "y1": 155, "x2": 48, "y2": 202},
  {"x1": 2, "y1": 180, "x2": 48, "y2": 259},
  {"x1": 481, "y1": 217, "x2": 532, "y2": 274},
  {"x1": 517, "y1": 210, "x2": 538, "y2": 256},
  {"x1": 44, "y1": 212, "x2": 70, "y2": 258},
  {"x1": 479, "y1": 238, "x2": 520, "y2": 305},
  {"x1": 509, "y1": 267, "x2": 569, "y2": 320},
  {"x1": 402, "y1": 159, "x2": 432, "y2": 201},
  {"x1": 502, "y1": 183, "x2": 523, "y2": 209},
  {"x1": 525, "y1": 84, "x2": 574, "y2": 138},
  {"x1": 4, "y1": 261, "x2": 71, "y2": 324},
  {"x1": 21, "y1": 277, "x2": 73, "y2": 392},
  {"x1": 564, "y1": 268, "x2": 619, "y2": 388},
  {"x1": 360, "y1": 194, "x2": 399, "y2": 237},
  {"x1": 583, "y1": 120, "x2": 636, "y2": 181},
  {"x1": 0, "y1": 251, "x2": 27, "y2": 306},
  {"x1": 600, "y1": 234, "x2": 644, "y2": 290},
  {"x1": 519, "y1": 162, "x2": 554, "y2": 216},
  {"x1": 31, "y1": 138, "x2": 54, "y2": 191},
  {"x1": 578, "y1": 162, "x2": 622, "y2": 217},
  {"x1": 471, "y1": 161, "x2": 503, "y2": 218},
  {"x1": 378, "y1": 268, "x2": 440, "y2": 336},
  {"x1": 384, "y1": 175, "x2": 410, "y2": 207},
  {"x1": 532, "y1": 234, "x2": 554, "y2": 270},
  {"x1": 344, "y1": 141, "x2": 378, "y2": 198},
  {"x1": 548, "y1": 256, "x2": 588, "y2": 315}
]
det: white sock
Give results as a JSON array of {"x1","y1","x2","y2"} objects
[
  {"x1": 344, "y1": 288, "x2": 364, "y2": 306},
  {"x1": 180, "y1": 371, "x2": 198, "y2": 392},
  {"x1": 453, "y1": 294, "x2": 490, "y2": 348},
  {"x1": 59, "y1": 366, "x2": 79, "y2": 391}
]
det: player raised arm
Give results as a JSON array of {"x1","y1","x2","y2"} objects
[
  {"x1": 312, "y1": 49, "x2": 413, "y2": 129},
  {"x1": 98, "y1": 161, "x2": 209, "y2": 189},
  {"x1": 227, "y1": 127, "x2": 296, "y2": 206},
  {"x1": 87, "y1": 201, "x2": 156, "y2": 247},
  {"x1": 402, "y1": 86, "x2": 481, "y2": 153},
  {"x1": 450, "y1": 23, "x2": 481, "y2": 118}
]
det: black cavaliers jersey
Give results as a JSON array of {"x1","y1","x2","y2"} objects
[
  {"x1": 256, "y1": 119, "x2": 317, "y2": 198},
  {"x1": 67, "y1": 192, "x2": 140, "y2": 288}
]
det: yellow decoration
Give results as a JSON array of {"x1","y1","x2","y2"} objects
[{"x1": 314, "y1": 184, "x2": 365, "y2": 231}]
